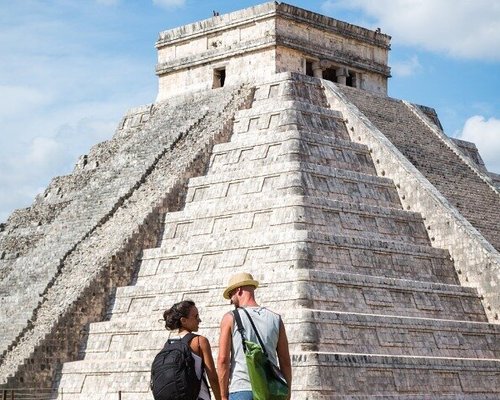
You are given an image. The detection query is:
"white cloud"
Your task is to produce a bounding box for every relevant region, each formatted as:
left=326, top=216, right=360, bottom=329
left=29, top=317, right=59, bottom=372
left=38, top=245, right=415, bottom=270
left=457, top=116, right=500, bottom=173
left=152, top=0, right=186, bottom=9
left=26, top=137, right=64, bottom=167
left=322, top=0, right=500, bottom=60
left=390, top=55, right=422, bottom=77
left=0, top=85, right=53, bottom=118
left=0, top=2, right=156, bottom=222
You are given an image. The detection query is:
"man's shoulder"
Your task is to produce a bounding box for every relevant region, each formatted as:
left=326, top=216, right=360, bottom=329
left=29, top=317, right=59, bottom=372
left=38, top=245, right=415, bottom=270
left=247, top=306, right=281, bottom=319
left=222, top=311, right=234, bottom=320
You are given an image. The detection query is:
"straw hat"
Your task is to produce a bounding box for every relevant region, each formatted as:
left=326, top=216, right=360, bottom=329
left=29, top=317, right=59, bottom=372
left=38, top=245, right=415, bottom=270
left=223, top=272, right=259, bottom=299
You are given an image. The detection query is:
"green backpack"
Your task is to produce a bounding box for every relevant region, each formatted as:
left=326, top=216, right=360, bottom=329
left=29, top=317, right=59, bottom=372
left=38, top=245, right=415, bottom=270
left=233, top=308, right=289, bottom=400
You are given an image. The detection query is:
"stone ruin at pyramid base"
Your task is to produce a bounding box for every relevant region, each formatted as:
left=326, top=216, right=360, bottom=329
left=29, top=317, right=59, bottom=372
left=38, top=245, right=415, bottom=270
left=1, top=2, right=499, bottom=399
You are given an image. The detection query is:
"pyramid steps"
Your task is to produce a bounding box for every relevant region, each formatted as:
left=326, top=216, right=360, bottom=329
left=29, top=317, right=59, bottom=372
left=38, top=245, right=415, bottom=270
left=79, top=309, right=317, bottom=360
left=81, top=308, right=499, bottom=361
left=339, top=84, right=500, bottom=252
left=295, top=352, right=500, bottom=397
left=232, top=97, right=341, bottom=118
left=57, top=359, right=151, bottom=396
left=110, top=270, right=486, bottom=322
left=185, top=162, right=401, bottom=208
left=162, top=196, right=429, bottom=245
left=138, top=247, right=455, bottom=288
left=248, top=78, right=330, bottom=108
left=208, top=130, right=375, bottom=174
left=299, top=310, right=499, bottom=359
left=56, top=353, right=500, bottom=397
left=231, top=100, right=349, bottom=139
left=137, top=230, right=457, bottom=285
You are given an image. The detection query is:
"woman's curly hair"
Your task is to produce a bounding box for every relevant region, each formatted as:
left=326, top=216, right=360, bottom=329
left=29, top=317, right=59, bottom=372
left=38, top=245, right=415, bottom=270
left=163, top=300, right=195, bottom=330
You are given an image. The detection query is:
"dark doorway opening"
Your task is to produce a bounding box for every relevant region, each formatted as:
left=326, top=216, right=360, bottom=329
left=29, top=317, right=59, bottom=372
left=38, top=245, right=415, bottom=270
left=213, top=67, right=226, bottom=88
left=346, top=71, right=356, bottom=87
left=306, top=61, right=314, bottom=77
left=323, top=67, right=337, bottom=83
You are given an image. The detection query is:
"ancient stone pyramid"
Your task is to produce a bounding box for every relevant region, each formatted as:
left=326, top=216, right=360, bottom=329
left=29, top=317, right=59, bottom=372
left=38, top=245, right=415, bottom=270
left=1, top=2, right=499, bottom=399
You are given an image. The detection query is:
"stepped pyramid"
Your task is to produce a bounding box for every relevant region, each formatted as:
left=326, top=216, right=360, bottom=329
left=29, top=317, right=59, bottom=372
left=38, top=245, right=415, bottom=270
left=1, top=2, right=499, bottom=398
left=56, top=72, right=500, bottom=398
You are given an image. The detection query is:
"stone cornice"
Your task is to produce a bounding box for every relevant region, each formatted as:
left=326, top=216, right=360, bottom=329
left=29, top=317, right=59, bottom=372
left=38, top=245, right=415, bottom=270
left=156, top=2, right=277, bottom=49
left=156, top=34, right=390, bottom=77
left=276, top=3, right=391, bottom=50
left=156, top=2, right=390, bottom=51
left=155, top=36, right=277, bottom=76
left=276, top=35, right=391, bottom=77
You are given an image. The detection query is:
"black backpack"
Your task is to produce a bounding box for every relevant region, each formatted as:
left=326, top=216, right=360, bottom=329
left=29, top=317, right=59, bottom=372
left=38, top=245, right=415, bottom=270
left=151, top=333, right=203, bottom=400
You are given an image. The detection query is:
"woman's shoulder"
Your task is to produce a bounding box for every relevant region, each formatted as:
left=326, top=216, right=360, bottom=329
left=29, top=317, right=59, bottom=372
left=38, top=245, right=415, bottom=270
left=196, top=334, right=212, bottom=348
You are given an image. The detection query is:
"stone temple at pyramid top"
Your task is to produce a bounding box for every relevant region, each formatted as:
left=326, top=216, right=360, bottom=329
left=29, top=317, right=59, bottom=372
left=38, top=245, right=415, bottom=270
left=155, top=1, right=391, bottom=101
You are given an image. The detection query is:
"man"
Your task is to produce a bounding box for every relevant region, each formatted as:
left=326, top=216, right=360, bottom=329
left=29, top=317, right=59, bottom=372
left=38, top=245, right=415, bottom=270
left=217, top=272, right=292, bottom=400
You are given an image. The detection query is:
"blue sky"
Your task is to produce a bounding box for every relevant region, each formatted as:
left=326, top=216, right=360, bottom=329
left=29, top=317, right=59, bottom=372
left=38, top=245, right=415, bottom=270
left=0, top=0, right=499, bottom=222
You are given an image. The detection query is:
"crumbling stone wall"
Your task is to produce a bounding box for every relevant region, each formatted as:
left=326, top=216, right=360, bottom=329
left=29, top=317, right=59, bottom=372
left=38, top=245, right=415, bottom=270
left=0, top=84, right=254, bottom=388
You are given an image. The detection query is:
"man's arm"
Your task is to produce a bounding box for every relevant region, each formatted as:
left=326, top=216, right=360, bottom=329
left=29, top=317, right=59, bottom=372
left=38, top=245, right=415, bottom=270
left=276, top=318, right=292, bottom=398
left=217, top=312, right=233, bottom=400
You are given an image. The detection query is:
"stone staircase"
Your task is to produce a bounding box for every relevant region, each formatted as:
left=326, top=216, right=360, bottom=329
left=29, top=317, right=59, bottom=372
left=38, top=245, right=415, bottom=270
left=0, top=85, right=253, bottom=388
left=338, top=85, right=500, bottom=252
left=55, top=73, right=499, bottom=399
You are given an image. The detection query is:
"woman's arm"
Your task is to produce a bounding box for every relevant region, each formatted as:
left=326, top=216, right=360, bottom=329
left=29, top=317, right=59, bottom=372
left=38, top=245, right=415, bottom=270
left=199, top=335, right=222, bottom=400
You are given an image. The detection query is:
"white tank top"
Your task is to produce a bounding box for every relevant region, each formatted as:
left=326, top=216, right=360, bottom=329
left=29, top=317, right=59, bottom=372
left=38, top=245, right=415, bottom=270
left=192, top=351, right=211, bottom=400
left=229, top=307, right=281, bottom=393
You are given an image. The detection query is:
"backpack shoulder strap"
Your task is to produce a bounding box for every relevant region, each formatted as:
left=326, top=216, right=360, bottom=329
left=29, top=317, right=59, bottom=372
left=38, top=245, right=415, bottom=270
left=183, top=333, right=208, bottom=390
left=232, top=308, right=247, bottom=353
left=181, top=332, right=198, bottom=345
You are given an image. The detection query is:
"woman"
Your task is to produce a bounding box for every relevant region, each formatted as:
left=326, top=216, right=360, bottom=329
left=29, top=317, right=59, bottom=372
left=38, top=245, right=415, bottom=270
left=163, top=300, right=221, bottom=400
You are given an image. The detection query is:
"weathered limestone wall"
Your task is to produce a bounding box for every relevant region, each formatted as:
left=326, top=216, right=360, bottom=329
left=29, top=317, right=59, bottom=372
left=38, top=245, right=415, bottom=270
left=0, top=85, right=254, bottom=388
left=324, top=81, right=500, bottom=323
left=276, top=47, right=304, bottom=75
left=158, top=48, right=276, bottom=100
left=156, top=3, right=277, bottom=100
left=155, top=2, right=390, bottom=100
left=274, top=4, right=390, bottom=94
left=450, top=137, right=488, bottom=171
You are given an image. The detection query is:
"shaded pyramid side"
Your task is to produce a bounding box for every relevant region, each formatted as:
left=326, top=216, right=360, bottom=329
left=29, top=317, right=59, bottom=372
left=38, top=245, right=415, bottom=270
left=0, top=85, right=254, bottom=388
left=338, top=84, right=500, bottom=252
left=55, top=73, right=499, bottom=399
